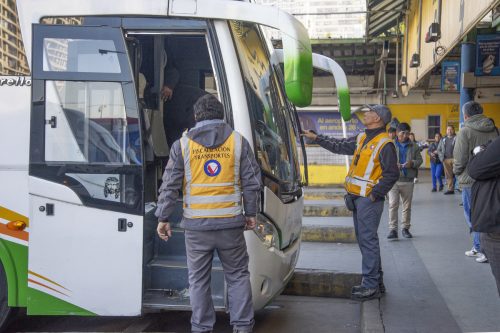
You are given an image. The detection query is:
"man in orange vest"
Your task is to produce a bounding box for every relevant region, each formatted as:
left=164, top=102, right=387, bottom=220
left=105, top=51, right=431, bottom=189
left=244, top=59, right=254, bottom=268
left=156, top=94, right=262, bottom=333
left=302, top=104, right=399, bottom=301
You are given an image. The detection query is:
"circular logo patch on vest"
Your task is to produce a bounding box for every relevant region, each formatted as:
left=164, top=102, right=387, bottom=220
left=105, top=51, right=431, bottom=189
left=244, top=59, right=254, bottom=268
left=204, top=160, right=221, bottom=177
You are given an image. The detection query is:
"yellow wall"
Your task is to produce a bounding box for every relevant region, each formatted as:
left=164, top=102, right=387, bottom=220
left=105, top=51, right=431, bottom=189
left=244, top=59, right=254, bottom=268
left=389, top=103, right=500, bottom=136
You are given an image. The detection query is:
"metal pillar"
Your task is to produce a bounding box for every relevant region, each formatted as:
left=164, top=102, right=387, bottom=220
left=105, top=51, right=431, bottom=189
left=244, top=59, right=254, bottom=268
left=460, top=42, right=475, bottom=127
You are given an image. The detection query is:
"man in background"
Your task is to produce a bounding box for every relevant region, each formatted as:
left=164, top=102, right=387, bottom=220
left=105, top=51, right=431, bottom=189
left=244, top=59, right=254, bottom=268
left=387, top=123, right=423, bottom=239
left=437, top=125, right=456, bottom=195
left=454, top=101, right=498, bottom=264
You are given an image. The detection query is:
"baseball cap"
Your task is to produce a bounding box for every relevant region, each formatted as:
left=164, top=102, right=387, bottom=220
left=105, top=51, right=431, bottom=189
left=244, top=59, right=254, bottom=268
left=352, top=104, right=392, bottom=125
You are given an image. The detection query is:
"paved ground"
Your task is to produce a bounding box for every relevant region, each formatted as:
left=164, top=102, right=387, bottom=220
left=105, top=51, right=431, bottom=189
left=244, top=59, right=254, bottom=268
left=378, top=173, right=500, bottom=332
left=6, top=296, right=360, bottom=333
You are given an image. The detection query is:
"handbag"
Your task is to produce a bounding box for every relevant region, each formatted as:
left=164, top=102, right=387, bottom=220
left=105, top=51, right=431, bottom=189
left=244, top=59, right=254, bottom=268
left=471, top=176, right=500, bottom=233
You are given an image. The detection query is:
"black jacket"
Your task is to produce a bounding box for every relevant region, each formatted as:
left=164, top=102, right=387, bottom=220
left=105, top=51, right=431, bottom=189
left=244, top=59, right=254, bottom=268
left=468, top=136, right=500, bottom=233
left=314, top=127, right=399, bottom=200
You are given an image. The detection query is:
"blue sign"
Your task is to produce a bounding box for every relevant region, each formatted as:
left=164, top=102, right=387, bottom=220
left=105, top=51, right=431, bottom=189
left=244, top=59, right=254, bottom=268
left=441, top=61, right=460, bottom=91
left=298, top=111, right=365, bottom=139
left=475, top=34, right=500, bottom=76
left=204, top=160, right=221, bottom=177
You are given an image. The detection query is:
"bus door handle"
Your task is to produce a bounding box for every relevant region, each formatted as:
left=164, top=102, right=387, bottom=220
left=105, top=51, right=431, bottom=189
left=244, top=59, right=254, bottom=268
left=118, top=218, right=133, bottom=232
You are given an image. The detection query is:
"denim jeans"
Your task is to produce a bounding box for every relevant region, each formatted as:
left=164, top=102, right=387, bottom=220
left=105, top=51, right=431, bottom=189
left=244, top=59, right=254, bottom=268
left=462, top=187, right=481, bottom=251
left=430, top=162, right=443, bottom=189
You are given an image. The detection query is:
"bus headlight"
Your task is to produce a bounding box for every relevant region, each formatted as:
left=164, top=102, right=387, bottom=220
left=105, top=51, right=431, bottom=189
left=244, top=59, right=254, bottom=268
left=253, top=215, right=280, bottom=249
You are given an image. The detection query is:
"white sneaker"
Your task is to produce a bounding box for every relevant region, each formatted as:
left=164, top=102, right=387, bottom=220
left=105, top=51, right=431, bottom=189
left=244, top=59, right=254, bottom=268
left=465, top=248, right=479, bottom=257
left=476, top=253, right=488, bottom=263
left=414, top=178, right=419, bottom=184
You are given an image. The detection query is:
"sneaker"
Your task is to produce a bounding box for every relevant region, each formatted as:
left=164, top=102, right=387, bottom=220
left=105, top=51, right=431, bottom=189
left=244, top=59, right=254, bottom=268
left=402, top=228, right=413, bottom=238
left=431, top=188, right=437, bottom=192
left=351, top=286, right=380, bottom=301
left=352, top=282, right=386, bottom=294
left=465, top=248, right=479, bottom=257
left=476, top=253, right=488, bottom=263
left=444, top=190, right=454, bottom=195
left=414, top=178, right=418, bottom=184
left=439, top=185, right=444, bottom=191
left=387, top=229, right=398, bottom=240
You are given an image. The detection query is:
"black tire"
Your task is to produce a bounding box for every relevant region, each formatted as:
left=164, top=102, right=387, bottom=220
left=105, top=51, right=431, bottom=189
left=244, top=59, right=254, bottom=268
left=0, top=262, right=13, bottom=331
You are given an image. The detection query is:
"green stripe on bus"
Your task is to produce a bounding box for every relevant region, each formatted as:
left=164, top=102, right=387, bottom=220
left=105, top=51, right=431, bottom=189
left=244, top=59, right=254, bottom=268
left=0, top=239, right=28, bottom=307
left=338, top=88, right=351, bottom=121
left=284, top=51, right=313, bottom=107
left=27, top=288, right=95, bottom=316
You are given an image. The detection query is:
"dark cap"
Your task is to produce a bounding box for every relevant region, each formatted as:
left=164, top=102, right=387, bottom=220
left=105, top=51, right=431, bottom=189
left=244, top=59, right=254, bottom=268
left=362, top=104, right=392, bottom=125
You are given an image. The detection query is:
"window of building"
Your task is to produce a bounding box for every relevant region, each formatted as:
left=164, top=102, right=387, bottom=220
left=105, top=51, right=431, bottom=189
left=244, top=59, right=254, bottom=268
left=428, top=115, right=441, bottom=139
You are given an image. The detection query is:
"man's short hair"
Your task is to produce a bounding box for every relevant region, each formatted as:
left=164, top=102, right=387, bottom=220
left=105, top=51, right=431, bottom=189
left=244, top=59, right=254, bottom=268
left=447, top=125, right=455, bottom=130
left=462, top=101, right=483, bottom=117
left=397, top=122, right=411, bottom=132
left=194, top=94, right=224, bottom=122
left=388, top=127, right=396, bottom=134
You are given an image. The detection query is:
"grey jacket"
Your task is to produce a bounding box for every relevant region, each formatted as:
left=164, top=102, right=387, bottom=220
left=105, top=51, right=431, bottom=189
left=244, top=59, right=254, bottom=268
left=436, top=135, right=456, bottom=162
left=453, top=114, right=498, bottom=187
left=155, top=119, right=262, bottom=230
left=394, top=140, right=423, bottom=181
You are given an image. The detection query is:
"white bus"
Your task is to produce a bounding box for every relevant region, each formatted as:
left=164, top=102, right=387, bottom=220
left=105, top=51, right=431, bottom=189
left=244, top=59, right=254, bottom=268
left=0, top=0, right=350, bottom=327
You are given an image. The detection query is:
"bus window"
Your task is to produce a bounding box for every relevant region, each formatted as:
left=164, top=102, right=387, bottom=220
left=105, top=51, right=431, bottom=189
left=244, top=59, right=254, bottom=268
left=229, top=21, right=297, bottom=194
left=43, top=38, right=122, bottom=73
left=44, top=81, right=140, bottom=165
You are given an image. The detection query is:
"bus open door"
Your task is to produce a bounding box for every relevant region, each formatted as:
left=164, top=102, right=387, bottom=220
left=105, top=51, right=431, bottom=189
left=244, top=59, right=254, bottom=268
left=27, top=23, right=143, bottom=316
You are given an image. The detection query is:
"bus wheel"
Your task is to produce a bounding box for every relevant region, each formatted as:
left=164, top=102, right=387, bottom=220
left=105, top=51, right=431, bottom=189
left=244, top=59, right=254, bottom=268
left=0, top=262, right=13, bottom=331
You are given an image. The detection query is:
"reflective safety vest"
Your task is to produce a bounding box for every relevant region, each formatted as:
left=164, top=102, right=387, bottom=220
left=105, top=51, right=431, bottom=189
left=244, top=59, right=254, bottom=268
left=345, top=132, right=393, bottom=197
left=180, top=131, right=243, bottom=219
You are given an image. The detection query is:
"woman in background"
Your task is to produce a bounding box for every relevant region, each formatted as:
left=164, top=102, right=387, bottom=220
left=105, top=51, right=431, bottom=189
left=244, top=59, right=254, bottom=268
left=428, top=132, right=444, bottom=192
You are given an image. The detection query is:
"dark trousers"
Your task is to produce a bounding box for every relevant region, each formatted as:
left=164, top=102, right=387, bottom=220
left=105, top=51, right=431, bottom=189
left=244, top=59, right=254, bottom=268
left=481, top=232, right=500, bottom=296
left=353, top=196, right=384, bottom=289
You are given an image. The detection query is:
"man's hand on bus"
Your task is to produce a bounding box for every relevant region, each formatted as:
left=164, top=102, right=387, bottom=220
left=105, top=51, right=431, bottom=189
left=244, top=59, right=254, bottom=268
left=161, top=85, right=174, bottom=101
left=301, top=129, right=318, bottom=141
left=157, top=221, right=172, bottom=241
left=245, top=216, right=256, bottom=230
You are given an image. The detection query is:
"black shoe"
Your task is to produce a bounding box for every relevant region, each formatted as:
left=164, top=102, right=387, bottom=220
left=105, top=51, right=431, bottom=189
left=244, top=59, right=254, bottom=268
left=431, top=188, right=437, bottom=192
left=402, top=228, right=413, bottom=238
left=387, top=229, right=398, bottom=240
left=444, top=190, right=454, bottom=195
left=439, top=185, right=444, bottom=191
left=351, top=286, right=380, bottom=301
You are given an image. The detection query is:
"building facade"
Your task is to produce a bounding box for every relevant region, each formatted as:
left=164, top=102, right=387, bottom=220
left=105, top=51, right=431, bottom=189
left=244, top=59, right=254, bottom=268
left=0, top=0, right=29, bottom=75
left=257, top=0, right=366, bottom=39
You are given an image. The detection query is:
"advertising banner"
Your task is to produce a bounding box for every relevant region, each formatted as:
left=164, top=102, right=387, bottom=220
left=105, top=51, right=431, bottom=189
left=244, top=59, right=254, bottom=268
left=441, top=61, right=460, bottom=91
left=297, top=111, right=365, bottom=139
left=475, top=34, right=500, bottom=76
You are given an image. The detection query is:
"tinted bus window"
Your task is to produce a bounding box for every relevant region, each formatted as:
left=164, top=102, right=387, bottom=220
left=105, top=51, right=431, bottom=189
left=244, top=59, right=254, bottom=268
left=229, top=21, right=297, bottom=192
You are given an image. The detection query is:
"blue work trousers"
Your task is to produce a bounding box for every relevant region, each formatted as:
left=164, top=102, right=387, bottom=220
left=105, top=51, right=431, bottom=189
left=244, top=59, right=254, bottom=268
left=462, top=187, right=481, bottom=251
left=430, top=162, right=443, bottom=190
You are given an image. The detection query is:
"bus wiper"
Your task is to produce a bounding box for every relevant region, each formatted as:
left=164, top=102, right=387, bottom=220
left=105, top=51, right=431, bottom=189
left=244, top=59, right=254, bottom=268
left=98, top=49, right=125, bottom=55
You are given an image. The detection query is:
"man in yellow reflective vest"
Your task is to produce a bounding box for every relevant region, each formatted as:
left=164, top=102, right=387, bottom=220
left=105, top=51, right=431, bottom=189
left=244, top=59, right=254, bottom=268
left=155, top=94, right=262, bottom=333
left=302, top=104, right=399, bottom=301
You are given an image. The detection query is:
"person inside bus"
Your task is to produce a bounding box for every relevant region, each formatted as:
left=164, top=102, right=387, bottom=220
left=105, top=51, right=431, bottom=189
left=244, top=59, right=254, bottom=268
left=161, top=52, right=208, bottom=147
left=155, top=94, right=262, bottom=333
